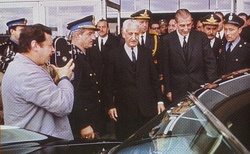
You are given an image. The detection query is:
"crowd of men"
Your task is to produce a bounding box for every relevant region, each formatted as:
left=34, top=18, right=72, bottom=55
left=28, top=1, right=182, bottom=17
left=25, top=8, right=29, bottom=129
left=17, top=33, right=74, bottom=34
left=0, top=8, right=249, bottom=141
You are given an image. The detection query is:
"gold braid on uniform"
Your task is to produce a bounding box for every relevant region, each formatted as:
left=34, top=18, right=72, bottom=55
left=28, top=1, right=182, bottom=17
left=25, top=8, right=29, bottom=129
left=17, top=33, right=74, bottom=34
left=152, top=33, right=158, bottom=64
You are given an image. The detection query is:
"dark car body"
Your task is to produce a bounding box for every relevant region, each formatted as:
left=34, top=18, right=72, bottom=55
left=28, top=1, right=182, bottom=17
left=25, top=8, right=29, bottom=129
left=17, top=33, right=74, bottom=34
left=1, top=125, right=121, bottom=154
left=108, top=69, right=250, bottom=154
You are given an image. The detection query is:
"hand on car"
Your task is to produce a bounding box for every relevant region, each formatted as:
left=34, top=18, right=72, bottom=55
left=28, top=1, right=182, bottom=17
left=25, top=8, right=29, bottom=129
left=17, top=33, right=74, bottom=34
left=166, top=92, right=172, bottom=102
left=158, top=104, right=165, bottom=114
left=108, top=108, right=118, bottom=121
left=80, top=125, right=95, bottom=140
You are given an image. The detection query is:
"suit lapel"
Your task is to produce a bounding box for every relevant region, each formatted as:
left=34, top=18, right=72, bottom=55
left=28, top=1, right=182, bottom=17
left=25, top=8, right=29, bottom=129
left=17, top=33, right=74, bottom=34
left=186, top=30, right=196, bottom=61
left=136, top=46, right=144, bottom=77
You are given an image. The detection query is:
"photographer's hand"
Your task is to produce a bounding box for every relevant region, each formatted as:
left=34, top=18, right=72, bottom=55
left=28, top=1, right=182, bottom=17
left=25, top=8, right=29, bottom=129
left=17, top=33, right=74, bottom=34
left=50, top=59, right=75, bottom=83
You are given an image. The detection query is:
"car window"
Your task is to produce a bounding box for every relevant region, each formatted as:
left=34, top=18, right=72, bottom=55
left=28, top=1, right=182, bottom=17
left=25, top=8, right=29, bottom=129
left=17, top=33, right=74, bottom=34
left=111, top=97, right=241, bottom=154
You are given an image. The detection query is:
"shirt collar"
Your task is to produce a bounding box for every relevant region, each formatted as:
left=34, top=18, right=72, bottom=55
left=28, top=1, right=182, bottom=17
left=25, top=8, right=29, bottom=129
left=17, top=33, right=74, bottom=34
left=227, top=37, right=241, bottom=50
left=98, top=35, right=108, bottom=44
left=176, top=30, right=189, bottom=46
left=210, top=38, right=215, bottom=47
left=10, top=38, right=19, bottom=45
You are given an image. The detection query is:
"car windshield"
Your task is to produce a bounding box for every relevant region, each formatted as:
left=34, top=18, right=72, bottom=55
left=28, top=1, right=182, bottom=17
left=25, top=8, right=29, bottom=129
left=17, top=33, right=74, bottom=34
left=111, top=96, right=246, bottom=154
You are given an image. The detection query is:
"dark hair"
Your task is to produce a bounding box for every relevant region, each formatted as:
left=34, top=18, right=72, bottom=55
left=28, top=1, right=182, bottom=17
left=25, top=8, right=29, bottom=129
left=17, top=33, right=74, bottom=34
left=238, top=12, right=248, bottom=18
left=97, top=19, right=109, bottom=28
left=19, top=24, right=52, bottom=53
left=8, top=26, right=16, bottom=34
left=215, top=12, right=224, bottom=20
left=149, top=21, right=160, bottom=28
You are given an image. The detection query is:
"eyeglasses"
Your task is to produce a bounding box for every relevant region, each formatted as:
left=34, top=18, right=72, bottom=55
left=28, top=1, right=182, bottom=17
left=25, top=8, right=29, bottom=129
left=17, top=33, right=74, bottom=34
left=151, top=27, right=160, bottom=30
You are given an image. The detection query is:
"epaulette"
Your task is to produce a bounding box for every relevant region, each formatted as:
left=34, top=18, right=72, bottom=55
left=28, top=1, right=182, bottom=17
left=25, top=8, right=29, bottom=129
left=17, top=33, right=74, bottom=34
left=0, top=41, right=12, bottom=46
left=0, top=42, right=8, bottom=46
left=149, top=30, right=158, bottom=35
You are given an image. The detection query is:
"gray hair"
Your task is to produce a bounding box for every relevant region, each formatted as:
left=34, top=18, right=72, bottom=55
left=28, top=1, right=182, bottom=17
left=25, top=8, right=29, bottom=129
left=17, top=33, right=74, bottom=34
left=122, top=19, right=140, bottom=33
left=67, top=28, right=86, bottom=41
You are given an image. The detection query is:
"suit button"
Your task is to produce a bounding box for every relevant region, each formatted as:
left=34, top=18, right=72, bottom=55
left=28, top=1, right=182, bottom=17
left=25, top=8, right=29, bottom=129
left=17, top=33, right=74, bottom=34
left=96, top=81, right=99, bottom=84
left=94, top=73, right=96, bottom=76
left=90, top=73, right=92, bottom=76
left=84, top=108, right=88, bottom=111
left=99, top=100, right=101, bottom=102
left=98, top=91, right=101, bottom=94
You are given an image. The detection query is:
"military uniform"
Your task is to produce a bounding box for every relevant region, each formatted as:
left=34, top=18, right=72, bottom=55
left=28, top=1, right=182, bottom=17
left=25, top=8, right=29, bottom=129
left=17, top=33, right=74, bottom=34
left=66, top=15, right=102, bottom=139
left=0, top=39, right=19, bottom=73
left=69, top=45, right=101, bottom=139
left=218, top=39, right=250, bottom=75
left=200, top=13, right=223, bottom=73
left=131, top=9, right=162, bottom=75
left=218, top=13, right=250, bottom=75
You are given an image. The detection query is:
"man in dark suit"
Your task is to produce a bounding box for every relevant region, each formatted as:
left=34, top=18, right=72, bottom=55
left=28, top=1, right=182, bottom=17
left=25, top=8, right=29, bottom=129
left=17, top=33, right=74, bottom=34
left=67, top=15, right=101, bottom=140
left=218, top=13, right=250, bottom=76
left=162, top=9, right=218, bottom=102
left=106, top=19, right=165, bottom=141
left=87, top=19, right=120, bottom=138
left=201, top=13, right=223, bottom=65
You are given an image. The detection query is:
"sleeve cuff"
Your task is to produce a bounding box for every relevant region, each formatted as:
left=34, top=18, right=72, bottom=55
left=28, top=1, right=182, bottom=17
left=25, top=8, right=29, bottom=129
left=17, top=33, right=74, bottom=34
left=58, top=76, right=70, bottom=83
left=158, top=101, right=164, bottom=105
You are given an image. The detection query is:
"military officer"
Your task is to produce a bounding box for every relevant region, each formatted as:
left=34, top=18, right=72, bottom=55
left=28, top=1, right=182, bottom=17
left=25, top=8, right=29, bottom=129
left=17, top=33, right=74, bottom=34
left=158, top=19, right=168, bottom=37
left=0, top=18, right=27, bottom=73
left=201, top=13, right=222, bottom=65
left=218, top=13, right=250, bottom=76
left=66, top=15, right=101, bottom=140
left=130, top=9, right=162, bottom=77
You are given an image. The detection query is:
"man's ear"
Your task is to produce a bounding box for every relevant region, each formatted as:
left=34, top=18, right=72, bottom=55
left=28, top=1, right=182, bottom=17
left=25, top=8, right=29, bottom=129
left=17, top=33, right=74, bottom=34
left=31, top=40, right=39, bottom=51
left=122, top=30, right=125, bottom=39
left=9, top=29, right=15, bottom=35
left=238, top=27, right=242, bottom=34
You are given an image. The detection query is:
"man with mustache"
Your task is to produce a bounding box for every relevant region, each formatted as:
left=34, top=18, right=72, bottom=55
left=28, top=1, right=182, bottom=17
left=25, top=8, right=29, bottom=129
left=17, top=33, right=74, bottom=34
left=201, top=13, right=222, bottom=65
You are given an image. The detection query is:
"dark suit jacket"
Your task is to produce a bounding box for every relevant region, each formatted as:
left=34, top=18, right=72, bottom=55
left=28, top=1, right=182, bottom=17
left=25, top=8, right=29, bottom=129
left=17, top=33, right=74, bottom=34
left=162, top=29, right=218, bottom=101
left=241, top=25, right=250, bottom=43
left=0, top=38, right=19, bottom=73
left=105, top=45, right=162, bottom=118
left=218, top=39, right=250, bottom=76
left=120, top=32, right=162, bottom=74
left=69, top=49, right=100, bottom=138
left=144, top=32, right=162, bottom=74
left=87, top=34, right=120, bottom=84
left=212, top=37, right=222, bottom=61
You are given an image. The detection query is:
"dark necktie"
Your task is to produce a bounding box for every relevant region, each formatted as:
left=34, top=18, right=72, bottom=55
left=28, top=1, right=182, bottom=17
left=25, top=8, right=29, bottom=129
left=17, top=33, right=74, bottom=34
left=218, top=32, right=221, bottom=39
left=100, top=39, right=104, bottom=51
left=131, top=48, right=136, bottom=63
left=183, top=36, right=188, bottom=59
left=226, top=42, right=232, bottom=53
left=183, top=36, right=187, bottom=50
left=141, top=35, right=145, bottom=46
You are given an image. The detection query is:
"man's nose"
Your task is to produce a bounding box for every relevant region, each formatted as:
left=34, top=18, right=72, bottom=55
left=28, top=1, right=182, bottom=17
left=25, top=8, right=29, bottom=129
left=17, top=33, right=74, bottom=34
left=51, top=46, right=55, bottom=54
